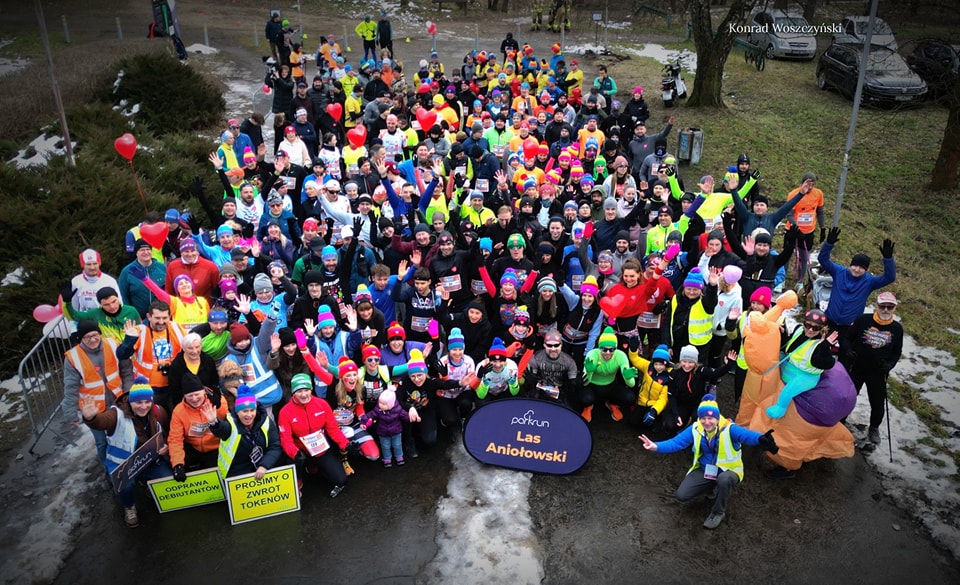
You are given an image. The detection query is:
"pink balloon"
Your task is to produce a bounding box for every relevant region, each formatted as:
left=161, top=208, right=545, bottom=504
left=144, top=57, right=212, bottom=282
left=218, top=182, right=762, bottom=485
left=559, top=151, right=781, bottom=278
left=262, top=83, right=272, bottom=94
left=113, top=133, right=137, bottom=161
left=416, top=108, right=437, bottom=130
left=33, top=304, right=62, bottom=323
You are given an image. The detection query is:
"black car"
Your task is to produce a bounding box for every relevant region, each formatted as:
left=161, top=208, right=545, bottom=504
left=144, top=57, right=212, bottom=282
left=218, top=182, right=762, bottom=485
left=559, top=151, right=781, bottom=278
left=816, top=43, right=928, bottom=106
left=905, top=40, right=959, bottom=97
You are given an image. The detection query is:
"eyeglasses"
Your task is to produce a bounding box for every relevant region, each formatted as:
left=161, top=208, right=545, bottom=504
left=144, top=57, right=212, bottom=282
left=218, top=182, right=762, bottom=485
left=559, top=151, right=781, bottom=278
left=544, top=343, right=562, bottom=348
left=82, top=332, right=101, bottom=340
left=878, top=304, right=896, bottom=310
left=365, top=356, right=380, bottom=362
left=229, top=125, right=240, bottom=129
left=600, top=348, right=615, bottom=353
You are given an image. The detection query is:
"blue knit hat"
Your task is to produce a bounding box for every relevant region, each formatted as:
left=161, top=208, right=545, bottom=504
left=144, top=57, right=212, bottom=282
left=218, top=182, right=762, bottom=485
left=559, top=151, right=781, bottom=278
left=127, top=376, right=154, bottom=403
left=448, top=327, right=465, bottom=350
left=322, top=245, right=338, bottom=261
left=683, top=267, right=705, bottom=290
left=235, top=385, right=257, bottom=411
left=652, top=344, right=670, bottom=363
left=697, top=394, right=720, bottom=419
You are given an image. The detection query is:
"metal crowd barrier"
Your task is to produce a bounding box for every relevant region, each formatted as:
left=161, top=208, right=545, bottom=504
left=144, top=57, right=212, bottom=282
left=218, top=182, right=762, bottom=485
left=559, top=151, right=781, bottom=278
left=17, top=316, right=75, bottom=453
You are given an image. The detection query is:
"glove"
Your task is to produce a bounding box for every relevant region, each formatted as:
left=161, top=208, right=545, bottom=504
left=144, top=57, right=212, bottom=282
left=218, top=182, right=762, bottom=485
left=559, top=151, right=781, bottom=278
left=187, top=213, right=201, bottom=234
left=628, top=335, right=640, bottom=353
left=454, top=174, right=467, bottom=189
left=819, top=227, right=826, bottom=244
left=172, top=464, right=187, bottom=482
left=663, top=165, right=675, bottom=178
left=192, top=175, right=205, bottom=197
left=582, top=221, right=594, bottom=241
left=751, top=169, right=761, bottom=181
left=128, top=263, right=148, bottom=281
left=622, top=367, right=638, bottom=380
left=294, top=328, right=308, bottom=349
left=58, top=280, right=77, bottom=302
left=643, top=409, right=656, bottom=426
left=325, top=217, right=335, bottom=230
left=584, top=358, right=598, bottom=374
left=241, top=222, right=255, bottom=239
left=879, top=238, right=895, bottom=259
left=758, top=429, right=779, bottom=454
left=346, top=440, right=362, bottom=457
left=652, top=299, right=669, bottom=315
left=663, top=243, right=680, bottom=262
left=352, top=216, right=363, bottom=236
left=826, top=227, right=841, bottom=245
left=477, top=363, right=494, bottom=379
left=785, top=224, right=800, bottom=244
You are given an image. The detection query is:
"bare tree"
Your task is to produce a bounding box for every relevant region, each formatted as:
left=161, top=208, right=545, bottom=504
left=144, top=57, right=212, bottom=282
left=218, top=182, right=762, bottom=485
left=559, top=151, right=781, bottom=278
left=930, top=77, right=960, bottom=190
left=686, top=0, right=759, bottom=108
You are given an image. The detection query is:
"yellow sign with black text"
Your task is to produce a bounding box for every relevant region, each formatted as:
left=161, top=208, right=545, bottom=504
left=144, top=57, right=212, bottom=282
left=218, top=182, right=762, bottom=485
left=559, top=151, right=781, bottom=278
left=148, top=468, right=225, bottom=512
left=224, top=465, right=300, bottom=525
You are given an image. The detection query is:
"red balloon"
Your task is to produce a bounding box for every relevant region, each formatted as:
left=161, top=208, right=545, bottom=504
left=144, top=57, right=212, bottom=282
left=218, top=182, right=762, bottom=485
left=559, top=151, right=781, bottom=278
left=522, top=137, right=539, bottom=160
left=416, top=108, right=437, bottom=131
left=346, top=125, right=367, bottom=149
left=140, top=222, right=169, bottom=250
left=113, top=133, right=137, bottom=161
left=599, top=294, right=625, bottom=319
left=426, top=21, right=437, bottom=35
left=325, top=103, right=343, bottom=121
left=32, top=304, right=62, bottom=323
left=261, top=83, right=272, bottom=94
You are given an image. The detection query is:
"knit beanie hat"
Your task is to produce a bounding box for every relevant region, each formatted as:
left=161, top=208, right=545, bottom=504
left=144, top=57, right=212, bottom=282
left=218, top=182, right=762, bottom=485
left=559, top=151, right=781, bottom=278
left=278, top=327, right=297, bottom=347
left=697, top=393, right=720, bottom=419
left=754, top=232, right=773, bottom=245
left=500, top=269, right=518, bottom=288
left=488, top=337, right=508, bottom=359
left=229, top=322, right=250, bottom=345
left=387, top=321, right=406, bottom=340
left=666, top=230, right=683, bottom=244
left=378, top=388, right=397, bottom=410
left=598, top=326, right=617, bottom=349
left=322, top=245, right=338, bottom=261
left=683, top=268, right=705, bottom=290
left=580, top=275, right=599, bottom=298
left=338, top=356, right=358, bottom=379
left=291, top=373, right=313, bottom=392
left=96, top=287, right=119, bottom=302
left=253, top=273, right=273, bottom=294
left=651, top=344, right=671, bottom=364
left=354, top=283, right=373, bottom=305
left=479, top=237, right=493, bottom=252
left=303, top=269, right=323, bottom=286
left=722, top=265, right=742, bottom=285
left=219, top=279, right=238, bottom=297
left=678, top=344, right=699, bottom=363
left=181, top=373, right=205, bottom=396
left=851, top=253, right=871, bottom=269
left=362, top=344, right=381, bottom=362
left=76, top=320, right=101, bottom=339
left=513, top=305, right=531, bottom=325
left=448, top=327, right=465, bottom=350
left=208, top=308, right=228, bottom=323
left=407, top=349, right=428, bottom=375
left=235, top=385, right=257, bottom=411
left=179, top=238, right=197, bottom=252
left=317, top=305, right=337, bottom=329
left=507, top=233, right=525, bottom=249
left=750, top=286, right=772, bottom=309
left=603, top=197, right=618, bottom=210
left=537, top=276, right=557, bottom=293
left=127, top=376, right=154, bottom=403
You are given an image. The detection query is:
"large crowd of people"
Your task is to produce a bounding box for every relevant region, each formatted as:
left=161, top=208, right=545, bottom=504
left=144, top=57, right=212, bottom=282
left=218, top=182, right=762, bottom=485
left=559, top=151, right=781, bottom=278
left=57, top=9, right=902, bottom=531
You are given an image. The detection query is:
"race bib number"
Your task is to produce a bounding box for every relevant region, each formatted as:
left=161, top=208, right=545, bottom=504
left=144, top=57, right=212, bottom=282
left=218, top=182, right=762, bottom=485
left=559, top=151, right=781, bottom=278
left=471, top=279, right=488, bottom=296
left=797, top=212, right=814, bottom=227
left=440, top=274, right=462, bottom=292
left=637, top=312, right=660, bottom=327
left=411, top=120, right=421, bottom=131
left=281, top=176, right=296, bottom=190
left=189, top=421, right=210, bottom=438
left=571, top=274, right=583, bottom=291
left=410, top=315, right=431, bottom=332
left=348, top=164, right=359, bottom=175
left=240, top=363, right=256, bottom=383
left=455, top=165, right=466, bottom=177
left=153, top=339, right=172, bottom=362
left=704, top=463, right=719, bottom=480
left=538, top=384, right=560, bottom=400
left=300, top=429, right=330, bottom=457
left=475, top=179, right=489, bottom=192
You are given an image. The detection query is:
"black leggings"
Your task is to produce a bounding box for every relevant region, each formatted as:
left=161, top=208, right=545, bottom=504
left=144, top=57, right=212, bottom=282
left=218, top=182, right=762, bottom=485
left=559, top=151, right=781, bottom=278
left=299, top=448, right=347, bottom=488
left=436, top=393, right=475, bottom=428
left=580, top=381, right=635, bottom=409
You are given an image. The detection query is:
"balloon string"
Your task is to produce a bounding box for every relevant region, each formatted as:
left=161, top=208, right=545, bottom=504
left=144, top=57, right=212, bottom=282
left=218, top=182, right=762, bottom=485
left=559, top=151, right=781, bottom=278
left=128, top=159, right=148, bottom=214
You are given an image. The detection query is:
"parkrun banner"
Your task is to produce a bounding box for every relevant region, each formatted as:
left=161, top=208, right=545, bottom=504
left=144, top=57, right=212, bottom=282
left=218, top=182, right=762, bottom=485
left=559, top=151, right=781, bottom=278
left=148, top=468, right=225, bottom=512
left=463, top=398, right=592, bottom=474
left=223, top=465, right=300, bottom=525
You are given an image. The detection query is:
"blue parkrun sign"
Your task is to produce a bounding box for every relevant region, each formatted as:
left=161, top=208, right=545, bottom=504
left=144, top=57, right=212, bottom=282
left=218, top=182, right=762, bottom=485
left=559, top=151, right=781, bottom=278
left=462, top=398, right=593, bottom=474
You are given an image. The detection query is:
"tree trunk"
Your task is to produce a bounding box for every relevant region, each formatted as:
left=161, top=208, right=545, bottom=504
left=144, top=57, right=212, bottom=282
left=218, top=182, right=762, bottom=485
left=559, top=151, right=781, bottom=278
left=499, top=0, right=510, bottom=13
left=686, top=0, right=759, bottom=108
left=930, top=79, right=960, bottom=190
left=802, top=0, right=818, bottom=21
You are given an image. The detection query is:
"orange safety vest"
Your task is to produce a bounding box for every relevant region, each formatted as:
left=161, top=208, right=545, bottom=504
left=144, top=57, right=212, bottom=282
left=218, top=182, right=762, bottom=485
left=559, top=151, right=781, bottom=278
left=133, top=323, right=185, bottom=386
left=65, top=338, right=123, bottom=413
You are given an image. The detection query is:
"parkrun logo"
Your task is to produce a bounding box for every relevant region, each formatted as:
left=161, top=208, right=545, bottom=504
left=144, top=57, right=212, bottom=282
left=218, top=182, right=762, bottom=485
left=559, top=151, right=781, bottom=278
left=511, top=409, right=550, bottom=428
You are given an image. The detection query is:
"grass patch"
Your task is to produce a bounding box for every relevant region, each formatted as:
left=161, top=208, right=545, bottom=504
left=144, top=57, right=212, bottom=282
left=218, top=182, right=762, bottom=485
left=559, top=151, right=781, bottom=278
left=888, top=378, right=950, bottom=437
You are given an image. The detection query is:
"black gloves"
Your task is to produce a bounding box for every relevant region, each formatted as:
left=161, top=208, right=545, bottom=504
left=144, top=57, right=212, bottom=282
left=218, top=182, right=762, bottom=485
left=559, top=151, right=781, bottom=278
left=477, top=363, right=494, bottom=379
left=187, top=213, right=201, bottom=234
left=819, top=227, right=826, bottom=244
left=325, top=217, right=336, bottom=231
left=751, top=169, right=761, bottom=180
left=58, top=281, right=76, bottom=302
left=879, top=238, right=895, bottom=259
left=352, top=216, right=364, bottom=237
left=652, top=299, right=670, bottom=315
left=663, top=165, right=675, bottom=178
left=785, top=224, right=800, bottom=244
left=826, top=227, right=841, bottom=245
left=241, top=222, right=255, bottom=240
left=758, top=429, right=779, bottom=454
left=192, top=176, right=205, bottom=197
left=172, top=464, right=187, bottom=482
left=628, top=335, right=640, bottom=353
left=454, top=174, right=467, bottom=189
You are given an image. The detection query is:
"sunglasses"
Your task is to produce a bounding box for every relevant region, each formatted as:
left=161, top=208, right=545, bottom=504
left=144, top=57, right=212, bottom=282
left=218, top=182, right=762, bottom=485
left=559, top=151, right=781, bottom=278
left=544, top=343, right=562, bottom=348
left=878, top=304, right=896, bottom=310
left=803, top=323, right=823, bottom=331
left=229, top=125, right=240, bottom=129
left=365, top=356, right=380, bottom=362
left=600, top=348, right=615, bottom=353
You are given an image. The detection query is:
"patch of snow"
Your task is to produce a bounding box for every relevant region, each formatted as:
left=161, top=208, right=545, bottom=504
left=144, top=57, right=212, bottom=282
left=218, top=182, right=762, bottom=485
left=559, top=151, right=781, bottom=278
left=121, top=103, right=141, bottom=117
left=185, top=43, right=219, bottom=55
left=0, top=39, right=30, bottom=78
left=421, top=441, right=543, bottom=585
left=112, top=69, right=125, bottom=93
left=7, top=133, right=76, bottom=169
left=2, top=267, right=24, bottom=286
left=617, top=44, right=698, bottom=73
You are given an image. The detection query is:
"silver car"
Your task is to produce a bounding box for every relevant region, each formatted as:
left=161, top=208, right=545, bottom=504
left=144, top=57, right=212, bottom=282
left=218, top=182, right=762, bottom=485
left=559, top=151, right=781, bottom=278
left=747, top=9, right=818, bottom=61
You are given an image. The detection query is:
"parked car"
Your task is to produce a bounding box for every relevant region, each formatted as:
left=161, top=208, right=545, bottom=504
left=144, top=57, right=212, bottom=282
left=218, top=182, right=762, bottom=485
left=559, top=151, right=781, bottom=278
left=833, top=16, right=898, bottom=50
left=816, top=43, right=927, bottom=106
left=747, top=9, right=817, bottom=61
left=905, top=40, right=959, bottom=97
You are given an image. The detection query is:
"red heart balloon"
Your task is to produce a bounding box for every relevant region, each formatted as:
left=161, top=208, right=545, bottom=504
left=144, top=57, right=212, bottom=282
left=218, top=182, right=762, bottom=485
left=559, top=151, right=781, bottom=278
left=325, top=103, right=343, bottom=121
left=522, top=137, right=539, bottom=160
left=261, top=83, right=272, bottom=94
left=599, top=294, right=624, bottom=319
left=113, top=133, right=137, bottom=161
left=416, top=108, right=437, bottom=131
left=346, top=125, right=367, bottom=149
left=426, top=21, right=437, bottom=35
left=140, top=222, right=169, bottom=250
left=32, top=304, right=62, bottom=323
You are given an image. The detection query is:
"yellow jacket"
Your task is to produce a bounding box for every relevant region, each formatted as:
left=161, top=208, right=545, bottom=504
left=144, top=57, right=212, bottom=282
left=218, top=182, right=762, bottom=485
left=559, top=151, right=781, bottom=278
left=627, top=351, right=669, bottom=414
left=355, top=20, right=377, bottom=41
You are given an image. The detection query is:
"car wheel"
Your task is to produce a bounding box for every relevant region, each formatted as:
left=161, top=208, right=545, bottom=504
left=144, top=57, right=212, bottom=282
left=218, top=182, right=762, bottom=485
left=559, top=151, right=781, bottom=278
left=765, top=44, right=777, bottom=60
left=816, top=69, right=827, bottom=90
